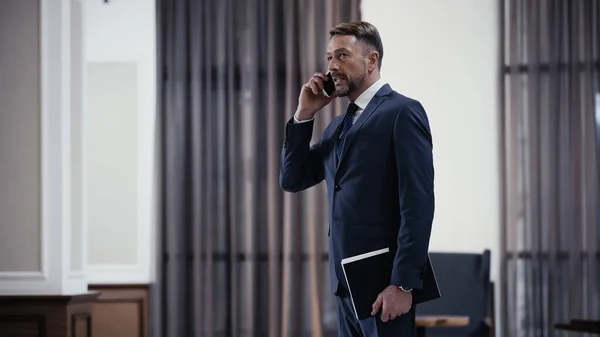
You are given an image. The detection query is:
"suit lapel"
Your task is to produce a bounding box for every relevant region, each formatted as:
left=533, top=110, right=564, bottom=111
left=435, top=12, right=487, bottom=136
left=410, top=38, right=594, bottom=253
left=335, top=84, right=392, bottom=172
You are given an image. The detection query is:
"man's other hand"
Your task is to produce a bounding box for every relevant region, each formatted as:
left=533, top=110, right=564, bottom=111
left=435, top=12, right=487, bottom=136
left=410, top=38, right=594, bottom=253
left=371, top=285, right=412, bottom=322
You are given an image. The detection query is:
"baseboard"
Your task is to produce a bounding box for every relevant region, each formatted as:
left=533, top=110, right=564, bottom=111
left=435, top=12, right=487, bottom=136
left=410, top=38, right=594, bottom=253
left=86, top=265, right=151, bottom=284
left=0, top=271, right=90, bottom=295
left=0, top=271, right=45, bottom=280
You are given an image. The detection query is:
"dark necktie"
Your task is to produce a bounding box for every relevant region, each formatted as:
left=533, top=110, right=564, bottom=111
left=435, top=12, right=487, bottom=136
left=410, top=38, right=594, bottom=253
left=336, top=103, right=359, bottom=161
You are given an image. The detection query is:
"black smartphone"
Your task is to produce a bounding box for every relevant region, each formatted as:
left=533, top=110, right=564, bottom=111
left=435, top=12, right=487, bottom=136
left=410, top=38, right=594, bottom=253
left=324, top=72, right=336, bottom=97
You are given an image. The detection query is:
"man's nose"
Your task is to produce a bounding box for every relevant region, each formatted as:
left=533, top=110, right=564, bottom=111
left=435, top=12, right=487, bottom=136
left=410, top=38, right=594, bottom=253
left=328, top=60, right=339, bottom=73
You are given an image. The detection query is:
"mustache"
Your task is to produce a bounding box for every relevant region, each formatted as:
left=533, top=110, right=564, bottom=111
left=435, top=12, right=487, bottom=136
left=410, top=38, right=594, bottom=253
left=330, top=72, right=346, bottom=79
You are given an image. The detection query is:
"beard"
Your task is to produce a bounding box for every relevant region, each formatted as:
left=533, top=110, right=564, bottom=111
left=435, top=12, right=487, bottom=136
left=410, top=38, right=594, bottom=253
left=335, top=72, right=367, bottom=97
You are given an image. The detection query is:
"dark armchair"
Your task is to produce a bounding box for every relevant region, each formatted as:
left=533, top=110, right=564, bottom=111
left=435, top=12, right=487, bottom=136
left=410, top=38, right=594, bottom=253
left=416, top=250, right=494, bottom=337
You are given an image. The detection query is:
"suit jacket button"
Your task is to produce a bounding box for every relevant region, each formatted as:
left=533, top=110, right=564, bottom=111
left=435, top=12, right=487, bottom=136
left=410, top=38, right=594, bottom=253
left=334, top=185, right=341, bottom=191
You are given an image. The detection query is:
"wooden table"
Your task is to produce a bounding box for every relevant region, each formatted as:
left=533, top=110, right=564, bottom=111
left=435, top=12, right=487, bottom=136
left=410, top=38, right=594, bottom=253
left=416, top=315, right=470, bottom=337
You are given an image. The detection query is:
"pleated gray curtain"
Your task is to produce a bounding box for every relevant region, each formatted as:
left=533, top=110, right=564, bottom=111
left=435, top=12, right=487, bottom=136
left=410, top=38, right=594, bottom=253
left=155, top=1, right=361, bottom=336
left=501, top=0, right=600, bottom=336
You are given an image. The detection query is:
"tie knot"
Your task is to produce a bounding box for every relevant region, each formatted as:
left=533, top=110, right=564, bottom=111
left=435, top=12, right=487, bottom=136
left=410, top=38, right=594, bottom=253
left=346, top=103, right=359, bottom=117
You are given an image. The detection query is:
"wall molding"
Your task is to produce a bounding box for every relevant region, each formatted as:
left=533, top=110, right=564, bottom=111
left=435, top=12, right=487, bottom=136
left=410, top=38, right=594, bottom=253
left=81, top=0, right=157, bottom=287
left=38, top=0, right=54, bottom=292
left=40, top=0, right=88, bottom=295
left=86, top=264, right=149, bottom=284
left=0, top=0, right=71, bottom=294
left=83, top=61, right=153, bottom=285
left=0, top=0, right=88, bottom=295
left=0, top=272, right=48, bottom=295
left=0, top=272, right=45, bottom=281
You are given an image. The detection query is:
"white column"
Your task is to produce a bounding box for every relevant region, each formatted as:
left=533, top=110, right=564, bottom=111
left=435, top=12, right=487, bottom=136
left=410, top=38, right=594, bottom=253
left=0, top=0, right=87, bottom=295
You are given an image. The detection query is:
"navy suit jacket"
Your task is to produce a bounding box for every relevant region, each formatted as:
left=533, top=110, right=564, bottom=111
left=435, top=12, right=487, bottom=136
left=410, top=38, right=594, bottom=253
left=280, top=84, right=436, bottom=296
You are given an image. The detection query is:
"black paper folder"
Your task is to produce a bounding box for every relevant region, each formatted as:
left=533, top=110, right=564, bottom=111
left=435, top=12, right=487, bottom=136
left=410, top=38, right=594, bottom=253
left=341, top=247, right=441, bottom=320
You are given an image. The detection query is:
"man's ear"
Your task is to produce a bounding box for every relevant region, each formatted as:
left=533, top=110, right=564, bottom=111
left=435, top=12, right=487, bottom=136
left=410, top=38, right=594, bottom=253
left=368, top=51, right=379, bottom=71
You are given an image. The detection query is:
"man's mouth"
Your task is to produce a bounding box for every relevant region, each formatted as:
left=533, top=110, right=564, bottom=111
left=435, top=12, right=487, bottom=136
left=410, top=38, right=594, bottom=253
left=333, top=75, right=346, bottom=85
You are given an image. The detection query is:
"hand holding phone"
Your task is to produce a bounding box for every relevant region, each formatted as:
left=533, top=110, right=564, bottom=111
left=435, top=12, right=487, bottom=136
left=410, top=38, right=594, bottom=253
left=295, top=72, right=337, bottom=121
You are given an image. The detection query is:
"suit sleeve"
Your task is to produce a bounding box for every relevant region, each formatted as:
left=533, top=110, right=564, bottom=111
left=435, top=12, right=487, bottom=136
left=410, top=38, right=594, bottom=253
left=279, top=117, right=326, bottom=193
left=389, top=101, right=435, bottom=290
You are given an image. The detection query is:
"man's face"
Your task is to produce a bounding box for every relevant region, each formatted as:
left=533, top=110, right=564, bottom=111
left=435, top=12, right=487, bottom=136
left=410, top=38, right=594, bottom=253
left=326, top=35, right=370, bottom=97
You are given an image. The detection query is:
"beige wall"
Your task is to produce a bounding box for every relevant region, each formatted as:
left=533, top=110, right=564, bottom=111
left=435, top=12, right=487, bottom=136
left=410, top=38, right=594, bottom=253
left=362, top=0, right=501, bottom=278
left=0, top=0, right=41, bottom=273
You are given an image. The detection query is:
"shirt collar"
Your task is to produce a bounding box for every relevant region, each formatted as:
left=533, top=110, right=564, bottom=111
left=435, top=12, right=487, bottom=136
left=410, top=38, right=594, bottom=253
left=352, top=78, right=386, bottom=110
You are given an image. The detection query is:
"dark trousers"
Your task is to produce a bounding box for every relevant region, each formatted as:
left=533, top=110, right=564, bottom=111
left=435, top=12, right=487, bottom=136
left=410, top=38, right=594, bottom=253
left=335, top=292, right=417, bottom=337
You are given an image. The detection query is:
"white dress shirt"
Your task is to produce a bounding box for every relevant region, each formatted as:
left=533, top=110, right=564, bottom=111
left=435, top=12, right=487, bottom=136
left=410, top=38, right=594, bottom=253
left=294, top=78, right=387, bottom=124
